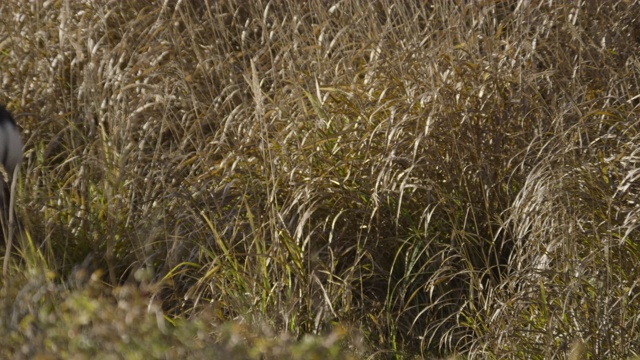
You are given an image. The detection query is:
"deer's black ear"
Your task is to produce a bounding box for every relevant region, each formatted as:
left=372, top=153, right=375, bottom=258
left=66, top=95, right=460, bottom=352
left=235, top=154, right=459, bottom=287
left=0, top=105, right=17, bottom=127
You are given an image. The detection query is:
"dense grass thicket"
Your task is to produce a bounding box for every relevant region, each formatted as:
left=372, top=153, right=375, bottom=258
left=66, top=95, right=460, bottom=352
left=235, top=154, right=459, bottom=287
left=1, top=0, right=640, bottom=358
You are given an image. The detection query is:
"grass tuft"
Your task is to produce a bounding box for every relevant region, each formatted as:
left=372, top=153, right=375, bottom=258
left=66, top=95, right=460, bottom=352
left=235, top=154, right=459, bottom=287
left=1, top=0, right=639, bottom=357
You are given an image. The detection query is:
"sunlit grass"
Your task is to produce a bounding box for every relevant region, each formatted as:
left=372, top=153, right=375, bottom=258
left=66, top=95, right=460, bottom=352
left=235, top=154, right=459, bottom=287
left=1, top=0, right=639, bottom=358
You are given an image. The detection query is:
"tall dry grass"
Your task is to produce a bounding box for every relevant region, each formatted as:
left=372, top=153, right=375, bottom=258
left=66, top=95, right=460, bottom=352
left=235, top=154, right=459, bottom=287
left=0, top=0, right=639, bottom=358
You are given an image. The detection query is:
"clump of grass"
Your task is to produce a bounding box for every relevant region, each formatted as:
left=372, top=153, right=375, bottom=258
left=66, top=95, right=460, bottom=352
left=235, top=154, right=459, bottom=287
left=0, top=0, right=639, bottom=358
left=0, top=263, right=363, bottom=359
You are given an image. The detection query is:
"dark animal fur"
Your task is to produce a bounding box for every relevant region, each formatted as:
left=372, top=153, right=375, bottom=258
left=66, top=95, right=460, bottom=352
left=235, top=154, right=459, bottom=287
left=0, top=105, right=23, bottom=243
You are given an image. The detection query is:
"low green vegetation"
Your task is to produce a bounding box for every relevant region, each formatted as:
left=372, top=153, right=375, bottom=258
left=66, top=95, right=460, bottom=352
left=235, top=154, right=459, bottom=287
left=1, top=0, right=639, bottom=358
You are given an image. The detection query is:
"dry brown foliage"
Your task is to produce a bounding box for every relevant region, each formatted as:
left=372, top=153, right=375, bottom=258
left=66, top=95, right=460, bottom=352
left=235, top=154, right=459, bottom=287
left=0, top=0, right=639, bottom=358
